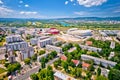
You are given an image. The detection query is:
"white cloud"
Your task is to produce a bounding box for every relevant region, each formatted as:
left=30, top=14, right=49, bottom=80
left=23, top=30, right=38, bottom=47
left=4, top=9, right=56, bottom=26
left=77, top=0, right=107, bottom=7
left=0, top=7, right=14, bottom=18
left=74, top=11, right=88, bottom=15
left=0, top=0, right=3, bottom=4
left=20, top=11, right=38, bottom=15
left=65, top=1, right=69, bottom=5
left=19, top=1, right=23, bottom=4
left=25, top=4, right=29, bottom=7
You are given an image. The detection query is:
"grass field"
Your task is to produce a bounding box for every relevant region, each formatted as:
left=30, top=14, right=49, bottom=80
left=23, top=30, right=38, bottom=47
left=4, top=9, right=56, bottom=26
left=0, top=59, right=6, bottom=64
left=0, top=68, right=6, bottom=74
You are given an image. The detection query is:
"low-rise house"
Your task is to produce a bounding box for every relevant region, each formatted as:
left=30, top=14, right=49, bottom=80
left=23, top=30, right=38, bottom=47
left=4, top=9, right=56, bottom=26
left=108, top=52, right=115, bottom=59
left=110, top=41, right=115, bottom=49
left=79, top=44, right=102, bottom=52
left=68, top=47, right=76, bottom=53
left=19, top=47, right=34, bottom=60
left=72, top=59, right=80, bottom=66
left=46, top=45, right=62, bottom=53
left=82, top=62, right=90, bottom=70
left=81, top=54, right=117, bottom=68
left=54, top=71, right=76, bottom=80
left=86, top=41, right=93, bottom=46
left=101, top=68, right=110, bottom=77
left=94, top=66, right=110, bottom=77
left=60, top=55, right=67, bottom=61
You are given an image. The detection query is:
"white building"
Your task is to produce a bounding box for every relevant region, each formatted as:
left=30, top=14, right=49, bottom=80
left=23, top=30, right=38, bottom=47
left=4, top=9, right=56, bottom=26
left=117, top=32, right=120, bottom=40
left=6, top=41, right=28, bottom=51
left=81, top=54, right=117, bottom=68
left=8, top=49, right=16, bottom=63
left=110, top=41, right=115, bottom=49
left=108, top=52, right=115, bottom=59
left=0, top=47, right=6, bottom=54
left=67, top=28, right=92, bottom=36
left=37, top=38, right=52, bottom=48
left=79, top=44, right=102, bottom=52
left=20, top=47, right=34, bottom=60
left=46, top=45, right=62, bottom=53
left=54, top=71, right=76, bottom=80
left=37, top=53, right=49, bottom=62
left=30, top=38, right=38, bottom=45
left=6, top=35, right=23, bottom=43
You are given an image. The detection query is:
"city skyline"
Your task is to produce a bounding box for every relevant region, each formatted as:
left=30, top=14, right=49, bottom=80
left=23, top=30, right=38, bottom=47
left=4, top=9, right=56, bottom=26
left=0, top=0, right=120, bottom=18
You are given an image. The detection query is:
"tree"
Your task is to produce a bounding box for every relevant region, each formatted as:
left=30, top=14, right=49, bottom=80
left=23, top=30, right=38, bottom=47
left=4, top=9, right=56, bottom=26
left=37, top=67, right=54, bottom=80
left=54, top=61, right=59, bottom=68
left=108, top=69, right=120, bottom=80
left=41, top=62, right=46, bottom=68
left=74, top=43, right=82, bottom=52
left=62, top=61, right=68, bottom=72
left=114, top=64, right=120, bottom=70
left=39, top=50, right=45, bottom=55
left=75, top=68, right=82, bottom=78
left=24, top=58, right=30, bottom=64
left=50, top=51, right=57, bottom=58
left=7, top=63, right=21, bottom=73
left=30, top=73, right=39, bottom=80
left=97, top=67, right=101, bottom=76
left=96, top=75, right=108, bottom=80
left=86, top=71, right=92, bottom=79
left=31, top=54, right=37, bottom=62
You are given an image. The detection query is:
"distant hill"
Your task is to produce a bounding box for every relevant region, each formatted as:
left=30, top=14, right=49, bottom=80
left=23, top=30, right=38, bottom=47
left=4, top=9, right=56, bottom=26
left=0, top=17, right=120, bottom=22
left=56, top=17, right=120, bottom=21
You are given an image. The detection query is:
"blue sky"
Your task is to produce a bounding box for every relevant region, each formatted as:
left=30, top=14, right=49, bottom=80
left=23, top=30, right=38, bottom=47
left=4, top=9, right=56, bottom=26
left=0, top=0, right=120, bottom=18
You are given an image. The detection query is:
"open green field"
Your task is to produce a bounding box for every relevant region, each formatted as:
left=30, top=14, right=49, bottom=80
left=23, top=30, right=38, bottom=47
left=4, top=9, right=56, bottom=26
left=0, top=68, right=6, bottom=74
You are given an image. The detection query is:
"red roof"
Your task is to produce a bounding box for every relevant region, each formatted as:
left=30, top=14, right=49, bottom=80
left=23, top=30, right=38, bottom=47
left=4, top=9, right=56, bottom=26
left=82, top=62, right=90, bottom=68
left=60, top=55, right=67, bottom=61
left=86, top=41, right=92, bottom=46
left=72, top=60, right=79, bottom=65
left=48, top=28, right=59, bottom=34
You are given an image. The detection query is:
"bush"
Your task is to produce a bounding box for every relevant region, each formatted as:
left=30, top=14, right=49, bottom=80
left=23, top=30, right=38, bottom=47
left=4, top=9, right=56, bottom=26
left=24, top=58, right=30, bottom=64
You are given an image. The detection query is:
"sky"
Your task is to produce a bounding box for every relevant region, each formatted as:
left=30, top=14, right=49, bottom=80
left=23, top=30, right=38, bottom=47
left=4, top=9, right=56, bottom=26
left=0, top=0, right=120, bottom=18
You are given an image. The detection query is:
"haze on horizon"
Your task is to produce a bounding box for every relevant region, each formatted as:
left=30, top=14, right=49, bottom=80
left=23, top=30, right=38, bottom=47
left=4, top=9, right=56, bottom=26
left=0, top=0, right=120, bottom=19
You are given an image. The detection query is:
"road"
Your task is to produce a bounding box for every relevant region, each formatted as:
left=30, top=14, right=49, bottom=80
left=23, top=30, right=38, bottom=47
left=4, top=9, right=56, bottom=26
left=13, top=65, right=40, bottom=80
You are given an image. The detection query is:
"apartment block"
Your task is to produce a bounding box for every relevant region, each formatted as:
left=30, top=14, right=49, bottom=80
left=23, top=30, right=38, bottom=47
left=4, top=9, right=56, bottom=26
left=6, top=41, right=28, bottom=51
left=20, top=47, right=34, bottom=60
left=81, top=54, right=117, bottom=68
left=46, top=45, right=62, bottom=53
left=37, top=38, right=52, bottom=48
left=6, top=35, right=23, bottom=43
